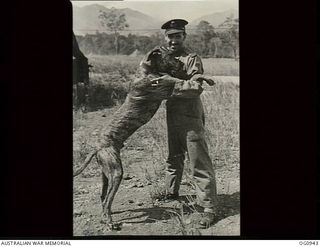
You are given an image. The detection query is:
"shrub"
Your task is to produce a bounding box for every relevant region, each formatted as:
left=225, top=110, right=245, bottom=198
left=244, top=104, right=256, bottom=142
left=87, top=73, right=130, bottom=110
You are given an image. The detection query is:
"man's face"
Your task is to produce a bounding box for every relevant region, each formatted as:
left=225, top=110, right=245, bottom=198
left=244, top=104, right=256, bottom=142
left=165, top=32, right=186, bottom=54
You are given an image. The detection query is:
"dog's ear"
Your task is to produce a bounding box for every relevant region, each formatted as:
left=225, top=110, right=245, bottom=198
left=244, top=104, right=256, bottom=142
left=139, top=48, right=162, bottom=74
left=147, top=50, right=164, bottom=72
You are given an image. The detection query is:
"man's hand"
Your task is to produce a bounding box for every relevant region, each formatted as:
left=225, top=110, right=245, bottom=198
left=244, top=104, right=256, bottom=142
left=151, top=74, right=181, bottom=87
left=191, top=74, right=216, bottom=86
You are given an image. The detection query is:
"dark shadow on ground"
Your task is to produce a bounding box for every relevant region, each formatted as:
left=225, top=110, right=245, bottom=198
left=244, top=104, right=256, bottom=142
left=216, top=192, right=240, bottom=220
left=112, top=206, right=178, bottom=224
left=177, top=192, right=239, bottom=224
left=112, top=192, right=239, bottom=225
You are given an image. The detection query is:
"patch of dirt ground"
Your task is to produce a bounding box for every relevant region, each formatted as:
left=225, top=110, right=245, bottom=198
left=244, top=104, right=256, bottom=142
left=73, top=110, right=239, bottom=236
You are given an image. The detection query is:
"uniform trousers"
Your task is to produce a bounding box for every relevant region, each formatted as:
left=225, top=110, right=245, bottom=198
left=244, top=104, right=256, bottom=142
left=165, top=97, right=218, bottom=208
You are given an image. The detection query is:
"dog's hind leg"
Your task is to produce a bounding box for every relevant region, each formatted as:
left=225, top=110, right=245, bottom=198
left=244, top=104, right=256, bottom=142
left=100, top=172, right=108, bottom=206
left=97, top=146, right=123, bottom=230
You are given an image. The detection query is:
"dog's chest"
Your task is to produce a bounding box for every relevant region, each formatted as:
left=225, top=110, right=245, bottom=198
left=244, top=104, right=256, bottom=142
left=158, top=55, right=184, bottom=78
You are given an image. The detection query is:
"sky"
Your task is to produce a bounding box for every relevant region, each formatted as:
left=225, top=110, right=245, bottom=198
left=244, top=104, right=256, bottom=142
left=71, top=0, right=238, bottom=22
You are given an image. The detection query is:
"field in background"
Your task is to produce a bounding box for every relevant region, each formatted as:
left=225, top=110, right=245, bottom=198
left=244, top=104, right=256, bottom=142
left=87, top=55, right=239, bottom=76
left=81, top=55, right=239, bottom=110
left=202, top=58, right=239, bottom=76
left=73, top=55, right=239, bottom=236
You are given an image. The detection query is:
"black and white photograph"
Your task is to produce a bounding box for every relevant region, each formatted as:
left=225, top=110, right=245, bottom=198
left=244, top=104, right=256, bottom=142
left=72, top=0, right=239, bottom=236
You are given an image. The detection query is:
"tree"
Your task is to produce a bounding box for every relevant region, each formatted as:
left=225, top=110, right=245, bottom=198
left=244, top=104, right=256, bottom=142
left=195, top=21, right=217, bottom=57
left=218, top=15, right=239, bottom=60
left=118, top=35, right=135, bottom=55
left=150, top=31, right=166, bottom=48
left=134, top=36, right=153, bottom=54
left=82, top=34, right=95, bottom=54
left=185, top=34, right=203, bottom=55
left=98, top=8, right=129, bottom=55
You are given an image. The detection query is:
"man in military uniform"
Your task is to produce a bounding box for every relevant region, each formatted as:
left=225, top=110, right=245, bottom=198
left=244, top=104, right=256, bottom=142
left=149, top=19, right=219, bottom=228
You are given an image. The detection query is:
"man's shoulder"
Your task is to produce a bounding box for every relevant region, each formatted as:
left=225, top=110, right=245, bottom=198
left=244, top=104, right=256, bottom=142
left=188, top=53, right=198, bottom=58
left=182, top=48, right=200, bottom=58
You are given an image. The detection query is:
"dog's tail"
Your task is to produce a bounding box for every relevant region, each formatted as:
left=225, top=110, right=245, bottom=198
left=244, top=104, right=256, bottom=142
left=73, top=150, right=97, bottom=177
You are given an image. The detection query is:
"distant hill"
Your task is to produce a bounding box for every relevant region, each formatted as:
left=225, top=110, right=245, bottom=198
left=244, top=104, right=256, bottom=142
left=190, top=9, right=238, bottom=31
left=73, top=4, right=163, bottom=36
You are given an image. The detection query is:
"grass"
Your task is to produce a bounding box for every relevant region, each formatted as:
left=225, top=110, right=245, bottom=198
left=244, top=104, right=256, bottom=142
left=88, top=55, right=239, bottom=77
left=202, top=83, right=239, bottom=169
left=88, top=55, right=142, bottom=79
left=202, top=58, right=239, bottom=76
left=79, top=55, right=239, bottom=110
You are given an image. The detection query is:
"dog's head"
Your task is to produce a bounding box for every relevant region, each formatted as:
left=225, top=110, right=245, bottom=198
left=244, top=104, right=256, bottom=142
left=141, top=47, right=183, bottom=77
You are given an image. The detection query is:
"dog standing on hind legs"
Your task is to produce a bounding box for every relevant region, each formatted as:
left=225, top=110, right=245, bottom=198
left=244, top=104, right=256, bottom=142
left=73, top=96, right=167, bottom=231
left=97, top=146, right=123, bottom=229
left=73, top=47, right=216, bottom=231
left=73, top=145, right=123, bottom=230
